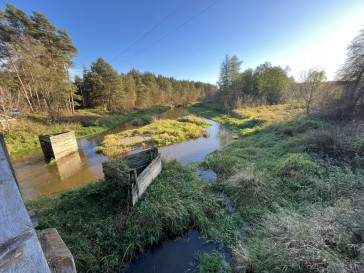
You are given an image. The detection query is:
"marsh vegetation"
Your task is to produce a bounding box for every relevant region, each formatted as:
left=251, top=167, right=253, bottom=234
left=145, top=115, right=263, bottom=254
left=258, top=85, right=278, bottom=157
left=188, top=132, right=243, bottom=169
left=96, top=115, right=211, bottom=155
left=4, top=106, right=169, bottom=155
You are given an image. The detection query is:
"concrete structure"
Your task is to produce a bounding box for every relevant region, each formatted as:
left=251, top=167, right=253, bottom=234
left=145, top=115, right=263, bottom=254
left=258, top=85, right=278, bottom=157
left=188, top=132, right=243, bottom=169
left=0, top=132, right=51, bottom=273
left=37, top=229, right=76, bottom=273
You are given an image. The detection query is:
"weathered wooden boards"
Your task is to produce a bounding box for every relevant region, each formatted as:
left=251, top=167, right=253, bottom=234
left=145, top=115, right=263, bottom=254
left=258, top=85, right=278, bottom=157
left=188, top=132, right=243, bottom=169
left=39, top=131, right=78, bottom=160
left=103, top=148, right=162, bottom=205
left=131, top=154, right=162, bottom=205
left=0, top=133, right=51, bottom=273
left=37, top=229, right=76, bottom=273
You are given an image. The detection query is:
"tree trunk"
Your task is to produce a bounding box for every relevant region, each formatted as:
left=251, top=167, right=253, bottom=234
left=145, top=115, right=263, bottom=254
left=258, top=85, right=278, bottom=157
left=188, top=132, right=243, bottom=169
left=9, top=59, right=34, bottom=113
left=70, top=92, right=75, bottom=114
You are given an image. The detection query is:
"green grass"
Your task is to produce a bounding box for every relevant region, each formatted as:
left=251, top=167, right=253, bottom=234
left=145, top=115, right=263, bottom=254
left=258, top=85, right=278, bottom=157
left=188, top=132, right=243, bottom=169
left=96, top=116, right=211, bottom=155
left=197, top=251, right=232, bottom=273
left=189, top=103, right=303, bottom=135
left=191, top=103, right=364, bottom=272
left=5, top=106, right=170, bottom=155
left=27, top=160, right=242, bottom=272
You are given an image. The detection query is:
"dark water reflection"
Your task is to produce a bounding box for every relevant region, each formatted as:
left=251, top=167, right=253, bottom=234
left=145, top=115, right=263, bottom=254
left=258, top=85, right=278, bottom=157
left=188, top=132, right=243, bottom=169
left=13, top=107, right=234, bottom=201
left=126, top=229, right=233, bottom=273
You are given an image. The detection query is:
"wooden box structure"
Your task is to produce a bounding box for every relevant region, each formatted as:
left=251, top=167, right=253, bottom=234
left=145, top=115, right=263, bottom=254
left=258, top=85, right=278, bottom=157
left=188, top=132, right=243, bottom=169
left=39, top=131, right=78, bottom=160
left=103, top=148, right=162, bottom=205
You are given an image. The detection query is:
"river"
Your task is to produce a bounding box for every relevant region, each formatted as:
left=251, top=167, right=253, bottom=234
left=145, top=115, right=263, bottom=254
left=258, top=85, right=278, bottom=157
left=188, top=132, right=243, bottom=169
left=12, top=107, right=234, bottom=201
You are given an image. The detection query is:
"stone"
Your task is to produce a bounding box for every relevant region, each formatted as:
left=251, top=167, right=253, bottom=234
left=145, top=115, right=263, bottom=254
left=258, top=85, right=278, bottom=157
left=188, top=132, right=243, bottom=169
left=37, top=228, right=76, bottom=273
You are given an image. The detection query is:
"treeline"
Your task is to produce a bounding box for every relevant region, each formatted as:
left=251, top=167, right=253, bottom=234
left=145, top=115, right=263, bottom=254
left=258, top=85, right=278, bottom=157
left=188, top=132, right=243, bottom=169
left=217, top=29, right=364, bottom=121
left=0, top=3, right=217, bottom=125
left=74, top=58, right=218, bottom=112
left=217, top=55, right=292, bottom=109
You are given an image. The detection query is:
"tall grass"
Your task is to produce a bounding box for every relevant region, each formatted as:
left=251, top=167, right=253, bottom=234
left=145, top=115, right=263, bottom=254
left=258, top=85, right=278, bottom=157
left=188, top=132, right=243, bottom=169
left=192, top=104, right=364, bottom=272
left=27, top=160, right=242, bottom=272
left=247, top=200, right=364, bottom=272
left=97, top=116, right=211, bottom=155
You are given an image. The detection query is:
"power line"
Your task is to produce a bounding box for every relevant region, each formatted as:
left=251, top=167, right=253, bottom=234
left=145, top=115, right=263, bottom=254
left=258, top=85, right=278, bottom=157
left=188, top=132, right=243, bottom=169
left=109, top=0, right=193, bottom=63
left=118, top=0, right=222, bottom=66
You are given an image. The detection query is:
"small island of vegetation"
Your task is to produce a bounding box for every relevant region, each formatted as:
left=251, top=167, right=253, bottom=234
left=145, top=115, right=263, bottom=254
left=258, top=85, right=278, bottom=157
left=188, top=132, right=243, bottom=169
left=96, top=115, right=211, bottom=155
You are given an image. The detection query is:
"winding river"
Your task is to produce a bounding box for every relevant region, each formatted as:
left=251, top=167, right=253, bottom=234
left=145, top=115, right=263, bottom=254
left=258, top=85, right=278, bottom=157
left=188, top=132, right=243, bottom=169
left=12, top=107, right=234, bottom=201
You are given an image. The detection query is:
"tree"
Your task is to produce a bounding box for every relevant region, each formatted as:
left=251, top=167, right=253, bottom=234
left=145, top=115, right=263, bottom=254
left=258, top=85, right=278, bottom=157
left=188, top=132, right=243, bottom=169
left=257, top=65, right=290, bottom=104
left=294, top=69, right=326, bottom=116
left=86, top=58, right=125, bottom=111
left=0, top=73, right=18, bottom=135
left=82, top=65, right=104, bottom=108
left=217, top=55, right=242, bottom=108
left=122, top=73, right=137, bottom=111
left=0, top=4, right=78, bottom=121
left=74, top=75, right=85, bottom=108
left=337, top=27, right=364, bottom=119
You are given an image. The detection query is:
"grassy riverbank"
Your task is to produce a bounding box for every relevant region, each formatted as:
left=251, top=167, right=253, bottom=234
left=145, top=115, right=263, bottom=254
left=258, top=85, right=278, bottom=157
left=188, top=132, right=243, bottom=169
left=191, top=103, right=364, bottom=272
left=4, top=106, right=170, bottom=155
left=27, top=160, right=241, bottom=272
left=26, top=103, right=364, bottom=272
left=96, top=115, right=211, bottom=156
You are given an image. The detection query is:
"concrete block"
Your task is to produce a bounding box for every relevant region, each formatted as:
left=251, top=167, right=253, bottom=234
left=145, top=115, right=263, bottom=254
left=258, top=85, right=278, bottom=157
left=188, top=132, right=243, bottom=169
left=37, top=228, right=76, bottom=273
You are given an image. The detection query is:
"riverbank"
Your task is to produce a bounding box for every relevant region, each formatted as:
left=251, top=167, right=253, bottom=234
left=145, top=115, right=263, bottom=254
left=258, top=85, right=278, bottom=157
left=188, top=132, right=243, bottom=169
left=96, top=115, right=211, bottom=156
left=25, top=103, right=364, bottom=272
left=26, top=160, right=242, bottom=272
left=191, top=103, right=364, bottom=272
left=4, top=106, right=170, bottom=155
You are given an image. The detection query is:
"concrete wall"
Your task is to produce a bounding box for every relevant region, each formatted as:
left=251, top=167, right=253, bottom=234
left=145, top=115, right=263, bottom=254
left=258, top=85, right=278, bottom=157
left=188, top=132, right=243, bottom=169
left=0, top=133, right=51, bottom=273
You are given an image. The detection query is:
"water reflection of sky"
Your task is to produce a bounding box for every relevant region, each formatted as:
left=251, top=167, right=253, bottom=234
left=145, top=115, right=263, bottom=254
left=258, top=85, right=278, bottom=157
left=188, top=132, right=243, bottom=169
left=13, top=108, right=234, bottom=201
left=158, top=119, right=233, bottom=163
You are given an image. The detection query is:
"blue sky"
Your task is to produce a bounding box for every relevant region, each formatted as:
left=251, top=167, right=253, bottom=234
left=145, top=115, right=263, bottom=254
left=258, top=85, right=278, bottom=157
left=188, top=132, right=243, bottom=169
left=3, top=0, right=364, bottom=83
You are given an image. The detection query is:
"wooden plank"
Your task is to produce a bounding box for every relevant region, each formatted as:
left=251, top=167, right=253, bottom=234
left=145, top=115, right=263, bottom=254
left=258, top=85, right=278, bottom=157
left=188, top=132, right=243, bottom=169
left=131, top=155, right=162, bottom=205
left=0, top=133, right=51, bottom=273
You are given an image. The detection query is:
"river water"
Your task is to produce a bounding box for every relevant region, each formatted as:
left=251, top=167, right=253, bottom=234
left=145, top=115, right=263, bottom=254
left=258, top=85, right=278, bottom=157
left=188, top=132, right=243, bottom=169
left=13, top=107, right=234, bottom=201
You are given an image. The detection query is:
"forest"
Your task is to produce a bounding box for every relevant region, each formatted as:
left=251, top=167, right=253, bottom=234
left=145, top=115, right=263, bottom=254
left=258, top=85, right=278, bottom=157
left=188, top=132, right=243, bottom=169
left=0, top=4, right=217, bottom=127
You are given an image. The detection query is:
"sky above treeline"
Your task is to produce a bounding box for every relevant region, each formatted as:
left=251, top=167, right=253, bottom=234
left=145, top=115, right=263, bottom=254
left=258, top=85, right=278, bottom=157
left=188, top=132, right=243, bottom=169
left=3, top=0, right=364, bottom=83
